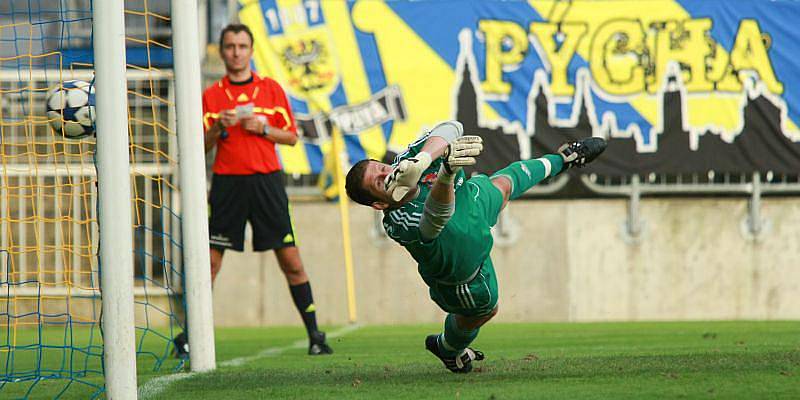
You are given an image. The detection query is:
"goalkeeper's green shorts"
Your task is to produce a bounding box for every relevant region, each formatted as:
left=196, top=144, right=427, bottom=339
left=428, top=257, right=498, bottom=317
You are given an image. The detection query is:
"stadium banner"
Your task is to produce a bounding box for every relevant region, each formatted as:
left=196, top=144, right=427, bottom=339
left=239, top=0, right=800, bottom=178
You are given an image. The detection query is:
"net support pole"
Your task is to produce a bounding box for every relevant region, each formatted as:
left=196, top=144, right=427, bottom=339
left=92, top=0, right=138, bottom=398
left=171, top=0, right=217, bottom=372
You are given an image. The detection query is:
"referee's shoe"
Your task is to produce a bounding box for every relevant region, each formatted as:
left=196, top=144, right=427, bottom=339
left=309, top=331, right=334, bottom=355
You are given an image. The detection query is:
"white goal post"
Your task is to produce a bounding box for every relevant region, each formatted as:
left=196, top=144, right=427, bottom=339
left=171, top=0, right=218, bottom=373
left=92, top=0, right=138, bottom=397
left=91, top=0, right=216, bottom=397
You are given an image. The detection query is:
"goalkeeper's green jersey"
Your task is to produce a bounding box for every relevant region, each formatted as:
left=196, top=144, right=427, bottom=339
left=382, top=134, right=498, bottom=285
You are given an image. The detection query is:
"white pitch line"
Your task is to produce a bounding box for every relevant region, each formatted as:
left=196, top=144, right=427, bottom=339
left=138, top=324, right=362, bottom=399
left=138, top=372, right=194, bottom=399
left=221, top=323, right=362, bottom=367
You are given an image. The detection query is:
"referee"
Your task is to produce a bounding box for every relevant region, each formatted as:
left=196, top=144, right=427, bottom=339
left=175, top=23, right=332, bottom=357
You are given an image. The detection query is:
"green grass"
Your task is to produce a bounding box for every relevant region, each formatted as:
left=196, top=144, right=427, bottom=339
left=3, top=321, right=800, bottom=399
left=1, top=325, right=183, bottom=399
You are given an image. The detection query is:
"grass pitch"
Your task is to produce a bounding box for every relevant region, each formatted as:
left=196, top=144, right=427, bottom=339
left=155, top=321, right=798, bottom=399
left=3, top=321, right=799, bottom=399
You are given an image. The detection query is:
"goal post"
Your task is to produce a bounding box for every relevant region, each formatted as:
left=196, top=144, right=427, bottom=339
left=92, top=0, right=138, bottom=398
left=0, top=1, right=217, bottom=396
left=171, top=0, right=217, bottom=373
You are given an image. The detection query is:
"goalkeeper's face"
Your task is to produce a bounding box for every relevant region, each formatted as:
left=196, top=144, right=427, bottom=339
left=362, top=161, right=417, bottom=210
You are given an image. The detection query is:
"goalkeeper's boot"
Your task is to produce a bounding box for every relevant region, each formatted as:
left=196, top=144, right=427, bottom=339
left=558, top=137, right=607, bottom=169
left=425, top=334, right=485, bottom=373
left=308, top=331, right=334, bottom=355
left=172, top=331, right=189, bottom=360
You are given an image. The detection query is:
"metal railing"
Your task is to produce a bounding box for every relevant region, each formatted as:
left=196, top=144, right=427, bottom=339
left=580, top=171, right=800, bottom=243
left=0, top=0, right=172, bottom=61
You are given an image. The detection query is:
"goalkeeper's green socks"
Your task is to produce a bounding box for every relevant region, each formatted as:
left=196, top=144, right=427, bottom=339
left=491, top=154, right=563, bottom=200
left=438, top=313, right=479, bottom=357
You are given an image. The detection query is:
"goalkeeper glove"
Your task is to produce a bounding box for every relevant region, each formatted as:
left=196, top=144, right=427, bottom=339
left=384, top=151, right=433, bottom=202
left=438, top=136, right=483, bottom=184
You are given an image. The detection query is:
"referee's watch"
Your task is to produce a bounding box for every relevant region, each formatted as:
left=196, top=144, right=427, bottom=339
left=262, top=123, right=271, bottom=138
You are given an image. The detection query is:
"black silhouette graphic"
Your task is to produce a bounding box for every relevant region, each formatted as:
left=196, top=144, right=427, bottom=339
left=451, top=57, right=800, bottom=178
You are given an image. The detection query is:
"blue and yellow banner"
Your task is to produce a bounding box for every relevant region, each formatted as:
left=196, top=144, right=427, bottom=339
left=240, top=0, right=800, bottom=177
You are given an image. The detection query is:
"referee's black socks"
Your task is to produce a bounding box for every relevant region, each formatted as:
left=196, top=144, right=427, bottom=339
left=289, top=281, right=319, bottom=337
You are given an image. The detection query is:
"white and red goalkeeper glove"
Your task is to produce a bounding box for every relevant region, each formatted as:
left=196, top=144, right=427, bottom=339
left=438, top=135, right=483, bottom=183
left=384, top=151, right=433, bottom=202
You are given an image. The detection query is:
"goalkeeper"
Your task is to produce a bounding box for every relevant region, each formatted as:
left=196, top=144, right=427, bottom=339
left=344, top=121, right=606, bottom=373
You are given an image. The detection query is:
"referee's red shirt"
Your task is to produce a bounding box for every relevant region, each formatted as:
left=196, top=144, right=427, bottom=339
left=202, top=73, right=297, bottom=175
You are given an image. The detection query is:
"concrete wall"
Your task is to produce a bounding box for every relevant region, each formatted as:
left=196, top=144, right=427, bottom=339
left=212, top=198, right=800, bottom=327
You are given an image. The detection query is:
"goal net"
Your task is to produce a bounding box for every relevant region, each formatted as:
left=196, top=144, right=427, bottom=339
left=1, top=0, right=186, bottom=397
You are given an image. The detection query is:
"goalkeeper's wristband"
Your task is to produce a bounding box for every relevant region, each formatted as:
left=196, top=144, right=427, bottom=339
left=437, top=164, right=456, bottom=185
left=442, top=161, right=456, bottom=175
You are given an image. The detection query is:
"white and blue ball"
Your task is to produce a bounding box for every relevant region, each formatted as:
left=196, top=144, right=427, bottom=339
left=46, top=80, right=96, bottom=138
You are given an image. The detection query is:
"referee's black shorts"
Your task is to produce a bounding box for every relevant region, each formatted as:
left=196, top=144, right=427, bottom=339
left=208, top=171, right=295, bottom=252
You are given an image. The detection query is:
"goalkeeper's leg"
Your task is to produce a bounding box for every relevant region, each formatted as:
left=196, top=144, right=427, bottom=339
left=425, top=310, right=495, bottom=373
left=440, top=308, right=497, bottom=355
left=490, top=137, right=607, bottom=205
left=491, top=154, right=564, bottom=204
left=426, top=260, right=499, bottom=372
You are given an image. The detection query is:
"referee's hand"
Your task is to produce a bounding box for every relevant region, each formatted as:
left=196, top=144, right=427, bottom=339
left=219, top=109, right=238, bottom=127
left=240, top=116, right=265, bottom=135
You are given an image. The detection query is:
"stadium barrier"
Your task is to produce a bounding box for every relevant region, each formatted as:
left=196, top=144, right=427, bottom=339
left=211, top=197, right=800, bottom=326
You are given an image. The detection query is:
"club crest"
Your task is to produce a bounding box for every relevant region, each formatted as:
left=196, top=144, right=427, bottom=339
left=275, top=30, right=339, bottom=98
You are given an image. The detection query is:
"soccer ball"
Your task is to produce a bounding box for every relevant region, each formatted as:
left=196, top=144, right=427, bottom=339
left=46, top=80, right=96, bottom=139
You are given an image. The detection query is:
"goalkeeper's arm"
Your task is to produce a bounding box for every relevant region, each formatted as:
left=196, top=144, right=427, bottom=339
left=419, top=120, right=464, bottom=158
left=419, top=169, right=456, bottom=241
left=418, top=135, right=483, bottom=240
left=402, top=121, right=465, bottom=166
left=385, top=120, right=464, bottom=202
